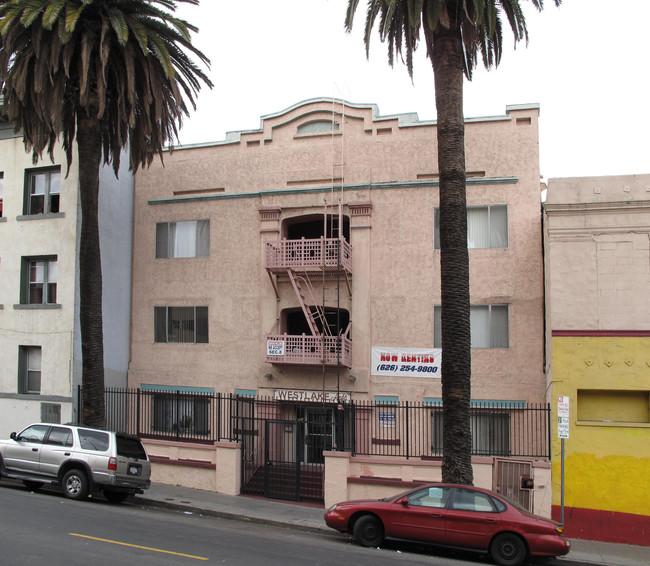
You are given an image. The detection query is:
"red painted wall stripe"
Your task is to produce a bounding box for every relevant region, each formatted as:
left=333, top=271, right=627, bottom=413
left=552, top=330, right=650, bottom=337
left=552, top=506, right=650, bottom=546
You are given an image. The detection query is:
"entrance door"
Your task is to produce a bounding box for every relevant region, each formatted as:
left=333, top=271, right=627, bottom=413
left=299, top=407, right=334, bottom=464
left=264, top=419, right=299, bottom=501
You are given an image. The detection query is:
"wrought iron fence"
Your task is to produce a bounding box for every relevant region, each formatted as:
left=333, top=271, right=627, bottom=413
left=91, top=388, right=550, bottom=458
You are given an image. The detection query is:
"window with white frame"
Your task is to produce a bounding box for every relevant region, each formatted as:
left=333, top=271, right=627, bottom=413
left=19, top=345, right=41, bottom=394
left=434, top=205, right=508, bottom=249
left=24, top=167, right=60, bottom=215
left=154, top=306, right=208, bottom=343
left=434, top=304, right=509, bottom=348
left=156, top=220, right=210, bottom=258
left=21, top=256, right=58, bottom=305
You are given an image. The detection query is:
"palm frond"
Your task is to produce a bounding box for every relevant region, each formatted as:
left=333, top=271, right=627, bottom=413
left=1, top=0, right=212, bottom=173
left=346, top=0, right=560, bottom=81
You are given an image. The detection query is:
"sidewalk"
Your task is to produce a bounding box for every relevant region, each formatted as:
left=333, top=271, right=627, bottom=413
left=134, top=483, right=650, bottom=566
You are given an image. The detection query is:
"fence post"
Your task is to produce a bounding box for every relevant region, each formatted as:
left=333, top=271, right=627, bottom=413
left=175, top=390, right=180, bottom=441
left=546, top=402, right=551, bottom=459
left=351, top=401, right=356, bottom=456
left=77, top=385, right=82, bottom=424
left=216, top=393, right=221, bottom=442
left=136, top=389, right=141, bottom=437
left=405, top=400, right=410, bottom=460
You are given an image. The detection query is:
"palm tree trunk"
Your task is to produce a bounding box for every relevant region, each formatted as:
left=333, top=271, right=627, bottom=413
left=77, top=109, right=106, bottom=429
left=432, top=26, right=473, bottom=485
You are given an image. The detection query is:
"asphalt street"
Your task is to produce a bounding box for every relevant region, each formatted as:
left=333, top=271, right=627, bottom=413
left=1, top=482, right=499, bottom=566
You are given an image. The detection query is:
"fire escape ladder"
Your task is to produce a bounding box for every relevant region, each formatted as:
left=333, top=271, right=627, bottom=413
left=287, top=269, right=331, bottom=337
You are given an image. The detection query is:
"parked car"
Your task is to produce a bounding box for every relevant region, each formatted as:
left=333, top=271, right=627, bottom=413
left=324, top=483, right=570, bottom=566
left=0, top=423, right=151, bottom=503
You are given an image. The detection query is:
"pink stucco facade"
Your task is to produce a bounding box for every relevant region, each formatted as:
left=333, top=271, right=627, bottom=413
left=129, top=98, right=545, bottom=406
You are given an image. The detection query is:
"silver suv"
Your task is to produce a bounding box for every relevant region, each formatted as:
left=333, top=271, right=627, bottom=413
left=0, top=423, right=151, bottom=503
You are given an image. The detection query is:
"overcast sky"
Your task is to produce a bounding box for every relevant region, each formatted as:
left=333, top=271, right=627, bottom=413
left=174, top=0, right=649, bottom=180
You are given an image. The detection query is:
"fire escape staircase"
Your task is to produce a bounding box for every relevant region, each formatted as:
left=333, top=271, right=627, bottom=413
left=264, top=236, right=352, bottom=367
left=287, top=269, right=332, bottom=338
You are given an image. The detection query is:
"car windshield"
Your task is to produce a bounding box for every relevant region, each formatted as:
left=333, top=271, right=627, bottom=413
left=382, top=488, right=419, bottom=502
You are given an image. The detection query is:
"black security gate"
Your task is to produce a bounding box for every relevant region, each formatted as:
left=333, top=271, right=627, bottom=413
left=240, top=413, right=334, bottom=502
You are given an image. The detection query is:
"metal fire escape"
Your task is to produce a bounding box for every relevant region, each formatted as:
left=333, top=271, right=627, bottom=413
left=265, top=205, right=352, bottom=367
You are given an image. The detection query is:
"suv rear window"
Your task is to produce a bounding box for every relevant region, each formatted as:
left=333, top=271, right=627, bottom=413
left=78, top=429, right=110, bottom=451
left=116, top=435, right=148, bottom=460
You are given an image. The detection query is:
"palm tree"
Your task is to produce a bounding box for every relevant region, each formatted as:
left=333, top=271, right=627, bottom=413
left=346, top=0, right=559, bottom=485
left=0, top=0, right=212, bottom=428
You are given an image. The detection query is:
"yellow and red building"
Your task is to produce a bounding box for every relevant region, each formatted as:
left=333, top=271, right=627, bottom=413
left=545, top=174, right=650, bottom=545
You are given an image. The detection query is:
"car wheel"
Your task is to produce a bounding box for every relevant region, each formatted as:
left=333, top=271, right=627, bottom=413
left=62, top=469, right=89, bottom=501
left=23, top=480, right=44, bottom=492
left=353, top=515, right=385, bottom=547
left=103, top=488, right=129, bottom=504
left=490, top=533, right=527, bottom=566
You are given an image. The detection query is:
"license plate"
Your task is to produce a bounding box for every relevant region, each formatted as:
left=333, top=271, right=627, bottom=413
left=128, top=465, right=141, bottom=476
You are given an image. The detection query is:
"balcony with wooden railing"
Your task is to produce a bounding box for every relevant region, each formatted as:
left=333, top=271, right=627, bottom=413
left=265, top=237, right=351, bottom=275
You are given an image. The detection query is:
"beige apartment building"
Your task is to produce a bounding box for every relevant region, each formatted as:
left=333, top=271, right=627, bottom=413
left=128, top=99, right=550, bottom=508
left=0, top=115, right=133, bottom=436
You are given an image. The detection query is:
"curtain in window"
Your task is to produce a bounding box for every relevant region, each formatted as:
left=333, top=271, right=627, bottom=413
left=49, top=171, right=60, bottom=213
left=471, top=412, right=510, bottom=456
left=489, top=206, right=508, bottom=248
left=433, top=306, right=442, bottom=348
left=30, top=173, right=46, bottom=214
left=432, top=409, right=510, bottom=456
left=196, top=220, right=210, bottom=257
left=173, top=221, right=196, bottom=258
left=29, top=261, right=44, bottom=303
left=47, top=260, right=57, bottom=303
left=470, top=305, right=509, bottom=348
left=470, top=305, right=491, bottom=348
left=152, top=393, right=210, bottom=435
left=490, top=305, right=509, bottom=347
left=26, top=347, right=42, bottom=393
left=467, top=208, right=489, bottom=249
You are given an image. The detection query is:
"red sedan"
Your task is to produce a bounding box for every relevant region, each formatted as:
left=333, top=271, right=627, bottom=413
left=324, top=483, right=570, bottom=566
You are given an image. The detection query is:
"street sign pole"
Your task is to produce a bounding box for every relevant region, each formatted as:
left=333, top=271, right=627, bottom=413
left=560, top=438, right=564, bottom=525
left=557, top=396, right=570, bottom=526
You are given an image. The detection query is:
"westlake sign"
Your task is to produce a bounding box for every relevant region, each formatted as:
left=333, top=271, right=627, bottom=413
left=274, top=389, right=350, bottom=403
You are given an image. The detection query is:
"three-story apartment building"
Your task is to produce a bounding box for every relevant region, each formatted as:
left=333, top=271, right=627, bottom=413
left=0, top=116, right=134, bottom=434
left=128, top=98, right=548, bottom=503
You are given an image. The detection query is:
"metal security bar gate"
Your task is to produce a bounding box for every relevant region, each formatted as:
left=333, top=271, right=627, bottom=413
left=240, top=416, right=331, bottom=502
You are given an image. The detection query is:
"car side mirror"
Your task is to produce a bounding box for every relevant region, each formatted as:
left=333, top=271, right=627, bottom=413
left=399, top=497, right=409, bottom=506
left=10, top=432, right=17, bottom=440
